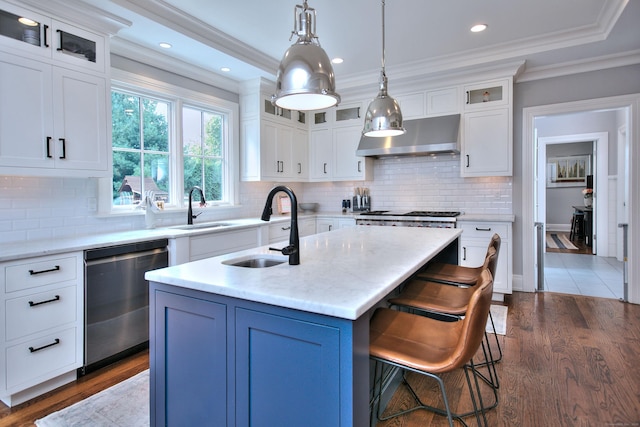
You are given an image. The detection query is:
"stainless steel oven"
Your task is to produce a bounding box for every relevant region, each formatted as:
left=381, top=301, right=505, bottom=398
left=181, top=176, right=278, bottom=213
left=81, top=239, right=168, bottom=374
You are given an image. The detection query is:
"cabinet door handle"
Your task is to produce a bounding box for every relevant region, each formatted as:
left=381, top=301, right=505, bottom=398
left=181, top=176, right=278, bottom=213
left=29, top=295, right=60, bottom=307
left=29, top=265, right=60, bottom=275
left=43, top=25, right=49, bottom=48
left=29, top=338, right=60, bottom=353
left=475, top=227, right=492, bottom=231
left=357, top=160, right=362, bottom=173
left=466, top=155, right=470, bottom=168
left=466, top=91, right=470, bottom=104
left=323, top=163, right=327, bottom=174
left=46, top=137, right=53, bottom=158
left=463, top=247, right=467, bottom=261
left=56, top=29, right=64, bottom=51
left=298, top=163, right=302, bottom=174
left=328, top=225, right=333, bottom=231
left=59, top=138, right=66, bottom=159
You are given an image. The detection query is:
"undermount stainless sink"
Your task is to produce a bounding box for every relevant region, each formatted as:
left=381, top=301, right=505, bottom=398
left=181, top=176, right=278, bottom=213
left=222, top=255, right=287, bottom=268
left=170, top=222, right=232, bottom=230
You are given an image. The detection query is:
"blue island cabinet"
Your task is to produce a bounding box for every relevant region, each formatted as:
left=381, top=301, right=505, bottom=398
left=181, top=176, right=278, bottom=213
left=149, top=282, right=370, bottom=427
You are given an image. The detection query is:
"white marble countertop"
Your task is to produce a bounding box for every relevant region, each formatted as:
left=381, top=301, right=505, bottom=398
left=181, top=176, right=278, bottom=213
left=145, top=226, right=461, bottom=320
left=0, top=217, right=285, bottom=262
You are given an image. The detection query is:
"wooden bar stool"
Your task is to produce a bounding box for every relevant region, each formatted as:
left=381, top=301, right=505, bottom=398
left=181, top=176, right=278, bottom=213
left=388, top=261, right=500, bottom=393
left=370, top=270, right=495, bottom=426
left=409, top=234, right=503, bottom=367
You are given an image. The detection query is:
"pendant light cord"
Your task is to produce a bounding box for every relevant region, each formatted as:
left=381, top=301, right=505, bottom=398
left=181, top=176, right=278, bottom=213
left=381, top=0, right=386, bottom=75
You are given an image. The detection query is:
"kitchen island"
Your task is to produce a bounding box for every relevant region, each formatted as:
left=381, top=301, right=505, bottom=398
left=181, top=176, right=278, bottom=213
left=145, top=226, right=461, bottom=427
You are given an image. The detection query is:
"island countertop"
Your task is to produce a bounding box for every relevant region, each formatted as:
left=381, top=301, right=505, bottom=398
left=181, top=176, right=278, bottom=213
left=145, top=226, right=461, bottom=320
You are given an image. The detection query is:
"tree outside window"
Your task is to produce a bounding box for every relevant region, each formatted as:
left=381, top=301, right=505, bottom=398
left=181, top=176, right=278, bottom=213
left=182, top=106, right=225, bottom=203
left=111, top=91, right=170, bottom=206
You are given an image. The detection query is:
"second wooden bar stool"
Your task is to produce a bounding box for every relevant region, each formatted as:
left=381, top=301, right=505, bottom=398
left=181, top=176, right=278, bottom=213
left=370, top=270, right=495, bottom=426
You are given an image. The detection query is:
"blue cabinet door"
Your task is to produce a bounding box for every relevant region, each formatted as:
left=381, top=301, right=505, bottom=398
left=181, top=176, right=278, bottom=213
left=151, top=290, right=228, bottom=426
left=235, top=307, right=341, bottom=427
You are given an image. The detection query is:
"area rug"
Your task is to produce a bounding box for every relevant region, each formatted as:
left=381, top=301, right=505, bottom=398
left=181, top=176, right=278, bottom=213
left=35, top=370, right=149, bottom=427
left=487, top=304, right=507, bottom=335
left=546, top=233, right=579, bottom=250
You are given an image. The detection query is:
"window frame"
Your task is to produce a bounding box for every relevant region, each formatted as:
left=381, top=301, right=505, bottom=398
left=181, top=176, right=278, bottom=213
left=103, top=70, right=240, bottom=215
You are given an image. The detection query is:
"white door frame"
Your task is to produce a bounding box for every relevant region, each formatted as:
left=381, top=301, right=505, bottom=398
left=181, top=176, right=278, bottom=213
left=538, top=132, right=608, bottom=256
left=522, top=94, right=639, bottom=304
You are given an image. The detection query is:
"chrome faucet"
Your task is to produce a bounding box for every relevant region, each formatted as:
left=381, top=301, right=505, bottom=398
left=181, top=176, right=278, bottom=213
left=261, top=186, right=299, bottom=265
left=187, top=186, right=206, bottom=225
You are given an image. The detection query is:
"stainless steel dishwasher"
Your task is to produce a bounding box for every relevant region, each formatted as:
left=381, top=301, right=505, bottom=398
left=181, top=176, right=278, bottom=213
left=81, top=239, right=168, bottom=374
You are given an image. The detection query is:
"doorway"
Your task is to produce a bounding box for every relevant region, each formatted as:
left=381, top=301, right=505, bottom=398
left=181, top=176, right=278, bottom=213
left=522, top=94, right=638, bottom=304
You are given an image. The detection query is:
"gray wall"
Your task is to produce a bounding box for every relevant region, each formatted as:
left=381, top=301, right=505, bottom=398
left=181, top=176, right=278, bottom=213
left=513, top=63, right=640, bottom=275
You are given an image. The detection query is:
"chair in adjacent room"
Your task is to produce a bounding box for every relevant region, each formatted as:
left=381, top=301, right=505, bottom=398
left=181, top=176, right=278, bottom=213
left=370, top=269, right=495, bottom=427
left=569, top=210, right=585, bottom=241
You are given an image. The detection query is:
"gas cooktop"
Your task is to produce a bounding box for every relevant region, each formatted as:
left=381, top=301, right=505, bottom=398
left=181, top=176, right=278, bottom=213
left=359, top=210, right=461, bottom=217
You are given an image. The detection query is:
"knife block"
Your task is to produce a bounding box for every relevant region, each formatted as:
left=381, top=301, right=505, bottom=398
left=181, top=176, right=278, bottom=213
left=352, top=196, right=370, bottom=212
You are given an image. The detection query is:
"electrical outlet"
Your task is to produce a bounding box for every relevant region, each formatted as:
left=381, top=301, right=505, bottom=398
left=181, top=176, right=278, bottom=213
left=87, top=197, right=97, bottom=212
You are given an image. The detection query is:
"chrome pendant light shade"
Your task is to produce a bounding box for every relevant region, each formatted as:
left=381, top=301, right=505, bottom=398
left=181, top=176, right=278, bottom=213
left=363, top=0, right=405, bottom=137
left=273, top=1, right=340, bottom=111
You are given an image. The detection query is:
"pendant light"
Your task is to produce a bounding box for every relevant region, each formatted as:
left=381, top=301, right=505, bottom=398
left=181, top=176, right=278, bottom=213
left=363, top=0, right=405, bottom=137
left=272, top=1, right=340, bottom=111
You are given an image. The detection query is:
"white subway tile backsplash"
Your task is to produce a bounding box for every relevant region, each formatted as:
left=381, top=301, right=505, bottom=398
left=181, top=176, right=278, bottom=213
left=0, top=155, right=512, bottom=244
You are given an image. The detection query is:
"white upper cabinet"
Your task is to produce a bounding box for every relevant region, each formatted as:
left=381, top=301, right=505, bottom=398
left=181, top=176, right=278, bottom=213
left=0, top=1, right=110, bottom=177
left=461, top=78, right=513, bottom=177
left=239, top=79, right=309, bottom=182
left=426, top=86, right=460, bottom=116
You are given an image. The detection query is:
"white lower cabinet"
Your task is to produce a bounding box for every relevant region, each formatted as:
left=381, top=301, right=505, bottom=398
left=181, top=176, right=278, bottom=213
left=316, top=217, right=356, bottom=233
left=0, top=252, right=83, bottom=406
left=269, top=218, right=315, bottom=244
left=187, top=228, right=262, bottom=262
left=457, top=221, right=512, bottom=297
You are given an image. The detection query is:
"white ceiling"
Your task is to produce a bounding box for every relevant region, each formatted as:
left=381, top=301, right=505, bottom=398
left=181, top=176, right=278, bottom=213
left=77, top=0, right=639, bottom=91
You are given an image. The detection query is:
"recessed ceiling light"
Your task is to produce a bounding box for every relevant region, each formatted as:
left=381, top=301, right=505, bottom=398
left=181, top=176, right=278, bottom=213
left=470, top=24, right=487, bottom=33
left=332, top=57, right=344, bottom=64
left=220, top=67, right=231, bottom=72
left=18, top=17, right=38, bottom=26
left=159, top=42, right=172, bottom=49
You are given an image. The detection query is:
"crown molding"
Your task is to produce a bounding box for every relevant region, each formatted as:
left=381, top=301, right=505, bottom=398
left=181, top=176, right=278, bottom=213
left=17, top=0, right=131, bottom=35
left=517, top=50, right=640, bottom=83
left=110, top=38, right=240, bottom=93
left=110, top=0, right=278, bottom=75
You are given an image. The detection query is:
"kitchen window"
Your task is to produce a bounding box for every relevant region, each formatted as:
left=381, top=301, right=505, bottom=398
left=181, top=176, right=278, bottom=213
left=109, top=79, right=236, bottom=212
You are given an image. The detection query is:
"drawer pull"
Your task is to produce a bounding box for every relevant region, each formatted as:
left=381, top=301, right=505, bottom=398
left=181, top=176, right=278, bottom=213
left=29, top=295, right=60, bottom=307
left=475, top=227, right=492, bottom=231
left=29, top=338, right=60, bottom=353
left=28, top=265, right=60, bottom=275
left=281, top=226, right=291, bottom=231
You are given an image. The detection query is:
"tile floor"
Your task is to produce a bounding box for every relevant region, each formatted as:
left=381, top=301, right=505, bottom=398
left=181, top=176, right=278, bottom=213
left=544, top=252, right=625, bottom=299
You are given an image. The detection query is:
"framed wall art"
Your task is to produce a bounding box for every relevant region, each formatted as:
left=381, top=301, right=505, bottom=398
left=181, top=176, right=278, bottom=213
left=547, top=155, right=591, bottom=188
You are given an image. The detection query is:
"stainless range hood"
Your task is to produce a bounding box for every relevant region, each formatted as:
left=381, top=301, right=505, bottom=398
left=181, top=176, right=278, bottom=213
left=356, top=114, right=460, bottom=157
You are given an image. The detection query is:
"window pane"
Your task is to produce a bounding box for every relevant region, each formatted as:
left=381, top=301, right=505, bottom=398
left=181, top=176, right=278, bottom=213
left=184, top=156, right=203, bottom=199
left=112, top=151, right=141, bottom=205
left=144, top=154, right=171, bottom=203
left=111, top=92, right=140, bottom=149
left=204, top=112, right=223, bottom=157
left=183, top=107, right=202, bottom=156
left=143, top=99, right=169, bottom=152
left=205, top=158, right=223, bottom=201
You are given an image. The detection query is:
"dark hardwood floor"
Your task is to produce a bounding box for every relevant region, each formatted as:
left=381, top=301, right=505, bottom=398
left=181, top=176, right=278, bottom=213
left=1, top=292, right=639, bottom=427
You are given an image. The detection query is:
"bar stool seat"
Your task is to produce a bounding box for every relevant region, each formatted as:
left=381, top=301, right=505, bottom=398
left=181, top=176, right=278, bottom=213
left=370, top=270, right=496, bottom=426
left=415, top=234, right=500, bottom=285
